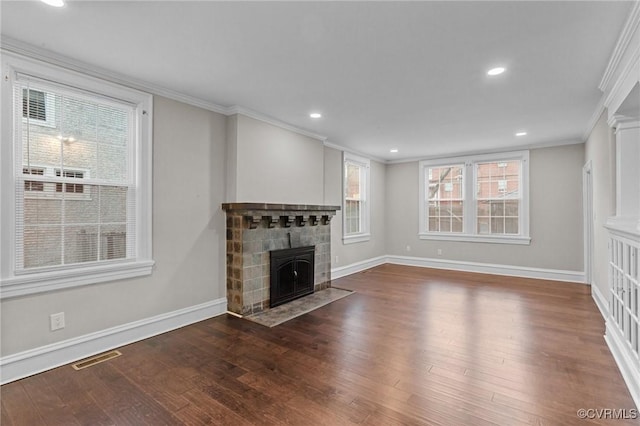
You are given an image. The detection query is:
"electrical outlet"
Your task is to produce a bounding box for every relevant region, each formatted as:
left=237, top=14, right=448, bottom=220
left=50, top=312, right=65, bottom=331
left=437, top=248, right=443, bottom=256
left=335, top=255, right=339, bottom=264
left=406, top=245, right=411, bottom=252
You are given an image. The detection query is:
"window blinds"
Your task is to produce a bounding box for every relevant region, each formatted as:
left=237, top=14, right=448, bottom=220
left=15, top=75, right=136, bottom=271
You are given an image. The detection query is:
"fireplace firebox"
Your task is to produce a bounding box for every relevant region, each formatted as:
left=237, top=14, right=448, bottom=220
left=270, top=246, right=315, bottom=308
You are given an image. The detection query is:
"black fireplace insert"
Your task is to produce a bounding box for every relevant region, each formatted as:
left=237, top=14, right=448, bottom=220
left=270, top=246, right=315, bottom=308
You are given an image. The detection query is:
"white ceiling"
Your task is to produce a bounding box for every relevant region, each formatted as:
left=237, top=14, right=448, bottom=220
left=1, top=1, right=633, bottom=161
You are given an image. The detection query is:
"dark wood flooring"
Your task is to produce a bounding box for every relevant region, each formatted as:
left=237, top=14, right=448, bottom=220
left=2, top=264, right=638, bottom=425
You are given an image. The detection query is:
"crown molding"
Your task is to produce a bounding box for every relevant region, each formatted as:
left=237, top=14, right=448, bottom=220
left=228, top=105, right=327, bottom=142
left=0, top=36, right=331, bottom=143
left=582, top=95, right=606, bottom=141
left=603, top=46, right=640, bottom=113
left=0, top=36, right=230, bottom=115
left=322, top=141, right=387, bottom=164
left=385, top=139, right=584, bottom=165
left=608, top=114, right=640, bottom=129
left=599, top=1, right=640, bottom=93
left=507, top=138, right=584, bottom=152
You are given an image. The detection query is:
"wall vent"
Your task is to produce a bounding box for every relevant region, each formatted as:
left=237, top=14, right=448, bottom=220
left=71, top=350, right=122, bottom=370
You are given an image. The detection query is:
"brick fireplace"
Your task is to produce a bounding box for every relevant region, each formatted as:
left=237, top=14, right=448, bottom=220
left=221, top=203, right=340, bottom=315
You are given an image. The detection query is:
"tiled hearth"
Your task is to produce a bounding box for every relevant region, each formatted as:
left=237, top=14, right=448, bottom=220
left=222, top=203, right=340, bottom=315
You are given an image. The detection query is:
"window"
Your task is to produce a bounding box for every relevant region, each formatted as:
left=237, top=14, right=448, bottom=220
left=419, top=151, right=530, bottom=244
left=1, top=53, right=153, bottom=299
left=427, top=164, right=464, bottom=233
left=343, top=152, right=371, bottom=244
left=23, top=89, right=45, bottom=120
left=21, top=166, right=90, bottom=200
left=23, top=167, right=45, bottom=192
left=55, top=170, right=84, bottom=193
left=476, top=160, right=521, bottom=235
left=22, top=88, right=56, bottom=127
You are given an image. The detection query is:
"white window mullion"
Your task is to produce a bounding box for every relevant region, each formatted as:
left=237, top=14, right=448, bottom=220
left=59, top=98, right=66, bottom=266
left=126, top=108, right=137, bottom=259
left=95, top=103, right=101, bottom=261
left=520, top=153, right=530, bottom=237
left=60, top=195, right=66, bottom=266
left=14, top=85, right=25, bottom=271
left=464, top=160, right=474, bottom=235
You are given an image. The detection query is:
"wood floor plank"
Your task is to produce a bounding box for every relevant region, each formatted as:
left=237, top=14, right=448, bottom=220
left=74, top=362, right=180, bottom=425
left=180, top=387, right=255, bottom=426
left=2, top=264, right=637, bottom=425
left=0, top=382, right=47, bottom=426
left=20, top=374, right=82, bottom=426
left=0, top=398, right=15, bottom=426
left=41, top=367, right=114, bottom=426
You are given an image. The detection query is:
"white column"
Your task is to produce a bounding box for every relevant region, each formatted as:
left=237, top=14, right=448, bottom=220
left=608, top=115, right=640, bottom=232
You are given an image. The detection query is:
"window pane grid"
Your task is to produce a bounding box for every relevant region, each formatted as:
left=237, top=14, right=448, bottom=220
left=345, top=160, right=366, bottom=236
left=15, top=80, right=134, bottom=271
left=19, top=183, right=130, bottom=269
left=427, top=164, right=464, bottom=233
left=476, top=160, right=521, bottom=235
left=345, top=200, right=361, bottom=234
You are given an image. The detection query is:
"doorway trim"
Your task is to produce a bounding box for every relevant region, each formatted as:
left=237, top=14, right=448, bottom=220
left=583, top=161, right=594, bottom=285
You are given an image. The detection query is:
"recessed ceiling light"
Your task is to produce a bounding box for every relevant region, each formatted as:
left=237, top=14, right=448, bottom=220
left=41, top=0, right=65, bottom=7
left=390, top=149, right=399, bottom=153
left=515, top=132, right=527, bottom=136
left=309, top=113, right=322, bottom=119
left=487, top=67, right=506, bottom=76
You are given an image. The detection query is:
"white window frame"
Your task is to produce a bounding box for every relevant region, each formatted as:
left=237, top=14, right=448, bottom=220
left=0, top=52, right=154, bottom=299
left=419, top=150, right=530, bottom=245
left=343, top=152, right=371, bottom=244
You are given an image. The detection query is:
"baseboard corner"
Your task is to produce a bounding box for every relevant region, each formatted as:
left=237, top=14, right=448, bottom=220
left=591, top=282, right=609, bottom=321
left=331, top=255, right=387, bottom=279
left=386, top=255, right=585, bottom=283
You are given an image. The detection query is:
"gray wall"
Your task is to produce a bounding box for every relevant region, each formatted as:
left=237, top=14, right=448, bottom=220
left=584, top=111, right=616, bottom=299
left=1, top=96, right=228, bottom=356
left=230, top=114, right=325, bottom=204
left=324, top=147, right=387, bottom=266
left=385, top=144, right=585, bottom=271
left=225, top=114, right=238, bottom=201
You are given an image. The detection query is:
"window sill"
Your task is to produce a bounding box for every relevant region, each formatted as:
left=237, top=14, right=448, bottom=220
left=418, top=233, right=531, bottom=245
left=343, top=233, right=371, bottom=245
left=0, top=260, right=155, bottom=299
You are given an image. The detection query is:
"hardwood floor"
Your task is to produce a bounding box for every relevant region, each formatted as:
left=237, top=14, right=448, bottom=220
left=2, top=264, right=638, bottom=425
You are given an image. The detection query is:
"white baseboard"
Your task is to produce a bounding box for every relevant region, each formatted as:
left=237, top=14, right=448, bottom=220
left=591, top=282, right=609, bottom=320
left=331, top=255, right=387, bottom=279
left=605, top=322, right=640, bottom=409
left=0, top=297, right=227, bottom=385
left=386, top=255, right=585, bottom=283
left=331, top=255, right=584, bottom=283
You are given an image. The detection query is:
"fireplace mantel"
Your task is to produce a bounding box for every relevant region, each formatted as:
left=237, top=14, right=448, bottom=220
left=222, top=202, right=339, bottom=315
left=222, top=203, right=340, bottom=212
